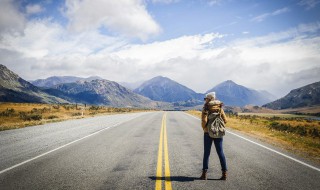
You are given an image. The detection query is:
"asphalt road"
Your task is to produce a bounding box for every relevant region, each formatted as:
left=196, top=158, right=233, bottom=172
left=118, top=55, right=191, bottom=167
left=0, top=111, right=319, bottom=190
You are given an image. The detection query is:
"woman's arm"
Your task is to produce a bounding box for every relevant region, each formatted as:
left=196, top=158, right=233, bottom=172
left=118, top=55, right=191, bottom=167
left=201, top=107, right=208, bottom=131
left=220, top=108, right=228, bottom=124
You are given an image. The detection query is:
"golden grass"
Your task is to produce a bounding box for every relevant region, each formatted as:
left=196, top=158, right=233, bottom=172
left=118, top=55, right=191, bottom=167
left=186, top=110, right=320, bottom=164
left=0, top=103, right=152, bottom=131
left=238, top=112, right=310, bottom=118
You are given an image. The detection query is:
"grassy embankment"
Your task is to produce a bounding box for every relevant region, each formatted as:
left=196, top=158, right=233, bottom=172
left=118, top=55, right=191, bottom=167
left=186, top=110, right=320, bottom=164
left=0, top=103, right=152, bottom=131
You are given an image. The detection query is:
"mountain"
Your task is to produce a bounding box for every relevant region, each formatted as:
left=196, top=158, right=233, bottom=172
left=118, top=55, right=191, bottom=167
left=207, top=80, right=275, bottom=107
left=30, top=76, right=102, bottom=88
left=119, top=81, right=144, bottom=90
left=134, top=76, right=203, bottom=103
left=263, top=81, right=320, bottom=109
left=0, top=64, right=68, bottom=103
left=47, top=79, right=160, bottom=108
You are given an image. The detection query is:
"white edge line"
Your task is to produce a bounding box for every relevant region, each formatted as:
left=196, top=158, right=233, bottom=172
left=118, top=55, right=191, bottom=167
left=0, top=113, right=145, bottom=175
left=183, top=112, right=320, bottom=172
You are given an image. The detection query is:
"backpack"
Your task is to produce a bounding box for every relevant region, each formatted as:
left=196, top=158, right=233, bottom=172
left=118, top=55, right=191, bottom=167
left=206, top=109, right=226, bottom=138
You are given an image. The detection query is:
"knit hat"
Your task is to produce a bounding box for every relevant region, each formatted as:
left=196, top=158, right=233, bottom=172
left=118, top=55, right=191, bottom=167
left=205, top=92, right=216, bottom=100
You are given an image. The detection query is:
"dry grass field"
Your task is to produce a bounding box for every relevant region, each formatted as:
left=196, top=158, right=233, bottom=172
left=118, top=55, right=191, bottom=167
left=0, top=103, right=152, bottom=131
left=186, top=110, right=320, bottom=164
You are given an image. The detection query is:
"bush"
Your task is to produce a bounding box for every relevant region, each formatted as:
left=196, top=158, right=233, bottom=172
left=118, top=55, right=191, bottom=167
left=52, top=105, right=60, bottom=109
left=89, top=106, right=101, bottom=110
left=0, top=108, right=15, bottom=117
left=47, top=115, right=58, bottom=119
left=268, top=122, right=316, bottom=137
left=310, top=128, right=320, bottom=138
left=31, top=108, right=39, bottom=114
left=71, top=112, right=82, bottom=116
left=19, top=112, right=42, bottom=121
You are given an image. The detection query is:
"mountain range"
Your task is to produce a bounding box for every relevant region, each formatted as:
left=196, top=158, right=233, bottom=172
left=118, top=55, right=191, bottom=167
left=30, top=76, right=102, bottom=88
left=0, top=64, right=163, bottom=108
left=133, top=77, right=275, bottom=107
left=134, top=76, right=203, bottom=103
left=263, top=81, right=320, bottom=109
left=45, top=79, right=159, bottom=108
left=1, top=64, right=318, bottom=110
left=206, top=80, right=276, bottom=107
left=0, top=65, right=67, bottom=104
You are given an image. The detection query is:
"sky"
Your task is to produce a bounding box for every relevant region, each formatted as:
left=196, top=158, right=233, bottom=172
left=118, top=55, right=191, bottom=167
left=0, top=0, right=320, bottom=98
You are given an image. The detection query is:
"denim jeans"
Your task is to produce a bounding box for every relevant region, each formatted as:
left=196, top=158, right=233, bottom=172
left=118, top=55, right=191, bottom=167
left=202, top=133, right=227, bottom=171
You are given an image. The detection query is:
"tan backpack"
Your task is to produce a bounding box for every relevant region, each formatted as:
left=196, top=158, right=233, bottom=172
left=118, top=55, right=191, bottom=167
left=206, top=108, right=226, bottom=138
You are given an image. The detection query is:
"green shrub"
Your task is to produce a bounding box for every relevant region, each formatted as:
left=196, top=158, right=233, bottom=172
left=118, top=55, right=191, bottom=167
left=19, top=112, right=42, bottom=121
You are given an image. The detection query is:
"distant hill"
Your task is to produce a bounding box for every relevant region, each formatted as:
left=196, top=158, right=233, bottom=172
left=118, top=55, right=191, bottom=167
left=47, top=79, right=161, bottom=108
left=134, top=76, right=203, bottom=103
left=263, top=81, right=320, bottom=109
left=30, top=76, right=102, bottom=88
left=207, top=80, right=275, bottom=106
left=0, top=64, right=68, bottom=103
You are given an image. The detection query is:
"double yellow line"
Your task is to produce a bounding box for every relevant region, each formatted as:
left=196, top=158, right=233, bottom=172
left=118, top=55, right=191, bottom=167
left=155, top=113, right=172, bottom=190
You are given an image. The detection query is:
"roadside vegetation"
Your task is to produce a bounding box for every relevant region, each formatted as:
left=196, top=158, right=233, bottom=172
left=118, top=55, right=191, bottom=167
left=186, top=110, right=320, bottom=164
left=0, top=103, right=152, bottom=131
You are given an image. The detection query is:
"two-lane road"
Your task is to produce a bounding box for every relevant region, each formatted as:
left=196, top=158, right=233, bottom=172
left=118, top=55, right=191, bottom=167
left=0, top=112, right=319, bottom=189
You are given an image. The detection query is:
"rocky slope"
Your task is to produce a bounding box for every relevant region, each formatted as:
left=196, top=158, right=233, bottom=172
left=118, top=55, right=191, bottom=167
left=0, top=64, right=68, bottom=103
left=263, top=81, right=320, bottom=109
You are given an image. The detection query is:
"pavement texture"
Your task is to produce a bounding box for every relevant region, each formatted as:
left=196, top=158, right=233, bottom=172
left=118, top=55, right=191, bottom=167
left=0, top=111, right=319, bottom=190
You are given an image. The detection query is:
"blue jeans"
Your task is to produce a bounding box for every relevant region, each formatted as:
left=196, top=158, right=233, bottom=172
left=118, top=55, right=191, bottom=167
left=202, top=133, right=227, bottom=171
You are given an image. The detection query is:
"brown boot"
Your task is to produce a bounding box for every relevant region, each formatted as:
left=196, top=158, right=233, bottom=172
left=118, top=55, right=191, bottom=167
left=200, top=170, right=207, bottom=180
left=220, top=171, right=227, bottom=180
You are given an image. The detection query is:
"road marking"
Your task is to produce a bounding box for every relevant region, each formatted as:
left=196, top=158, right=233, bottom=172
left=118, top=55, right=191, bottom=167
left=163, top=114, right=172, bottom=190
left=155, top=113, right=172, bottom=190
left=184, top=112, right=320, bottom=172
left=0, top=118, right=138, bottom=175
left=155, top=114, right=164, bottom=190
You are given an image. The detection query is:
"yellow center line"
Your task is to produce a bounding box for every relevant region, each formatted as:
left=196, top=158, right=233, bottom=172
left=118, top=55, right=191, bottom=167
left=155, top=113, right=172, bottom=190
left=155, top=113, right=164, bottom=190
left=163, top=113, right=172, bottom=190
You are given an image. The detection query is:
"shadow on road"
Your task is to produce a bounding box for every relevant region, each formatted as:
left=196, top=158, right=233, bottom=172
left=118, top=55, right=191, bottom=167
left=149, top=176, right=221, bottom=182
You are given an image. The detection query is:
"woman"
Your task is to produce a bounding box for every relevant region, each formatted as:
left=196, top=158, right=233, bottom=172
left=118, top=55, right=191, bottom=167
left=200, top=92, right=228, bottom=180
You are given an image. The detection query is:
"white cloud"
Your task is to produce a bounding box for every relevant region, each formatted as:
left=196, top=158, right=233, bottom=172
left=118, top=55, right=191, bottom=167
left=1, top=4, right=319, bottom=99
left=64, top=0, right=161, bottom=40
left=0, top=0, right=26, bottom=34
left=151, top=0, right=179, bottom=4
left=207, top=0, right=221, bottom=6
left=26, top=4, right=45, bottom=15
left=0, top=19, right=126, bottom=59
left=251, top=7, right=290, bottom=22
left=112, top=33, right=224, bottom=65
left=298, top=0, right=320, bottom=10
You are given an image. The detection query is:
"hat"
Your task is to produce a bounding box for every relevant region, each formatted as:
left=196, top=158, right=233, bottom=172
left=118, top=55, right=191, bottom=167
left=205, top=92, right=216, bottom=100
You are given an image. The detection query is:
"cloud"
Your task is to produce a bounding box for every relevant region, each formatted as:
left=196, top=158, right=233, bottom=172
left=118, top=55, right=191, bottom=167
left=298, top=0, right=320, bottom=10
left=151, top=0, right=179, bottom=4
left=1, top=1, right=319, bottom=99
left=0, top=18, right=126, bottom=59
left=0, top=0, right=26, bottom=34
left=64, top=0, right=161, bottom=40
left=206, top=0, right=231, bottom=6
left=26, top=4, right=45, bottom=15
left=112, top=33, right=224, bottom=65
left=207, top=0, right=222, bottom=6
left=251, top=7, right=290, bottom=22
